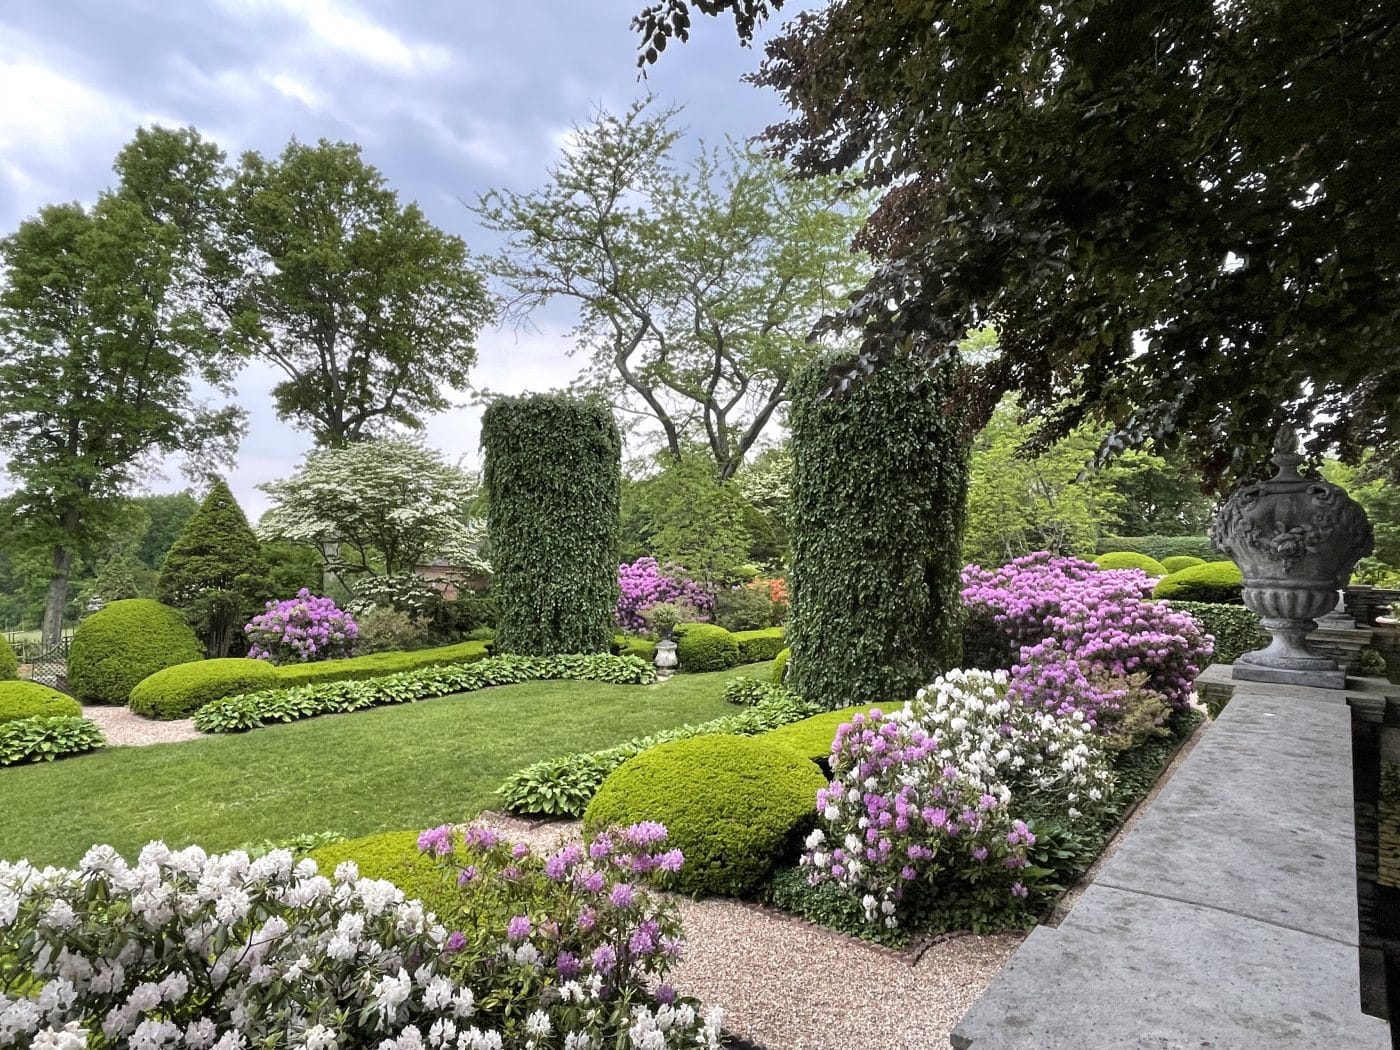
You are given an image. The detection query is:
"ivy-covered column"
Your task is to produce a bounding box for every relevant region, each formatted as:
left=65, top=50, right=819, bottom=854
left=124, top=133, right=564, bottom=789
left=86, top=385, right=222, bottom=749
left=787, top=353, right=970, bottom=708
left=481, top=394, right=621, bottom=655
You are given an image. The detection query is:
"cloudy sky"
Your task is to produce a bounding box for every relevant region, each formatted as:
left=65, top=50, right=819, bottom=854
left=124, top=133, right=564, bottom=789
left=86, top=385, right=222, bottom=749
left=0, top=0, right=810, bottom=517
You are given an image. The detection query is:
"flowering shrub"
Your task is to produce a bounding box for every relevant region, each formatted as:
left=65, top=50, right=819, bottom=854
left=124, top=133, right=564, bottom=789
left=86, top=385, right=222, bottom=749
left=802, top=669, right=1115, bottom=929
left=962, top=552, right=1211, bottom=728
left=615, top=558, right=713, bottom=632
left=0, top=839, right=721, bottom=1050
left=244, top=588, right=358, bottom=664
left=747, top=576, right=788, bottom=605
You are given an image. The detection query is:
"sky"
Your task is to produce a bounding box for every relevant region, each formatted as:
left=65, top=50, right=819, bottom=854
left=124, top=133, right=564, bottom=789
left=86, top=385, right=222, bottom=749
left=0, top=0, right=812, bottom=518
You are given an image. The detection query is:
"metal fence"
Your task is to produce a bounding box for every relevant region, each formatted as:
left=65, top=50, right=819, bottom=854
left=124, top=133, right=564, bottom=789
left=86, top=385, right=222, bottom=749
left=4, top=630, right=75, bottom=693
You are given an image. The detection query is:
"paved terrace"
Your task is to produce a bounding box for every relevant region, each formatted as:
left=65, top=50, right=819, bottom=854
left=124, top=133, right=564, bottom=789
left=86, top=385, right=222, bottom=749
left=952, top=664, right=1397, bottom=1049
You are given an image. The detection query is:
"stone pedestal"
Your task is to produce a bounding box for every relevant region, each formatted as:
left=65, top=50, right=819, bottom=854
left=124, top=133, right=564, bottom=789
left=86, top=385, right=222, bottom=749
left=1307, top=624, right=1375, bottom=674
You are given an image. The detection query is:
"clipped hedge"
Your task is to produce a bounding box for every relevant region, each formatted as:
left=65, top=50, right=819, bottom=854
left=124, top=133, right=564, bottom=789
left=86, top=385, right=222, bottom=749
left=274, top=639, right=491, bottom=686
left=0, top=681, right=81, bottom=723
left=1094, top=552, right=1169, bottom=577
left=583, top=734, right=827, bottom=896
left=771, top=647, right=792, bottom=685
left=195, top=653, right=655, bottom=733
left=675, top=624, right=739, bottom=672
left=68, top=599, right=204, bottom=705
left=614, top=634, right=657, bottom=663
left=1154, top=561, right=1244, bottom=604
left=1161, top=555, right=1207, bottom=574
left=1167, top=601, right=1266, bottom=666
left=760, top=705, right=879, bottom=764
left=732, top=627, right=786, bottom=664
left=788, top=351, right=969, bottom=709
left=0, top=716, right=105, bottom=766
left=0, top=636, right=17, bottom=680
left=129, top=659, right=281, bottom=720
left=1098, top=535, right=1225, bottom=563
left=307, top=831, right=458, bottom=918
left=500, top=688, right=822, bottom=818
left=483, top=394, right=620, bottom=656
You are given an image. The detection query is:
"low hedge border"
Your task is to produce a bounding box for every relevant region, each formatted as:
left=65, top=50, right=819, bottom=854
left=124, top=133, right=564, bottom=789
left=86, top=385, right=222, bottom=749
left=0, top=716, right=106, bottom=766
left=731, top=627, right=786, bottom=664
left=272, top=638, right=492, bottom=686
left=193, top=653, right=656, bottom=733
left=1166, top=601, right=1266, bottom=667
left=498, top=682, right=821, bottom=818
left=129, top=659, right=281, bottom=720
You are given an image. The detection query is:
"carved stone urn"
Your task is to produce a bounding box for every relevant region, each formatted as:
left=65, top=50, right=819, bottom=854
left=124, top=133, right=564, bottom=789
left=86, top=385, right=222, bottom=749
left=1209, top=427, right=1374, bottom=689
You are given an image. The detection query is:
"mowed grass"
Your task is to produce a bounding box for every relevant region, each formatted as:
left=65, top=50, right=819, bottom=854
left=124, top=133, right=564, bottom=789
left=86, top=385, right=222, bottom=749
left=0, top=665, right=763, bottom=867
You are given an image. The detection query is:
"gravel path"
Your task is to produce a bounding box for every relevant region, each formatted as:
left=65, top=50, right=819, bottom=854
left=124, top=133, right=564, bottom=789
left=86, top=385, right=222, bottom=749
left=82, top=705, right=201, bottom=746
left=475, top=813, right=1021, bottom=1050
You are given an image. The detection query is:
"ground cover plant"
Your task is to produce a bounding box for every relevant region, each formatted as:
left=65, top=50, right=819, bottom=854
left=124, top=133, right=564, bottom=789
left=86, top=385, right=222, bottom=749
left=0, top=668, right=746, bottom=867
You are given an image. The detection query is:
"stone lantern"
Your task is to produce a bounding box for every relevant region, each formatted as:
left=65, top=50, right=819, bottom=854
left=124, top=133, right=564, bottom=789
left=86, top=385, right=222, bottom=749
left=1209, top=427, right=1373, bottom=688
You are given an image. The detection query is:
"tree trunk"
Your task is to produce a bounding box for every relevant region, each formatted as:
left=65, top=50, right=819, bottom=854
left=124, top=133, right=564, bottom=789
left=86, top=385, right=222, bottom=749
left=42, top=545, right=73, bottom=647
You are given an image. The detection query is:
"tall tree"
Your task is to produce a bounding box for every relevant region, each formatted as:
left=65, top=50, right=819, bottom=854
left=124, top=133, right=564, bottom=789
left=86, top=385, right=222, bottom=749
left=623, top=452, right=753, bottom=585
left=478, top=99, right=869, bottom=481
left=0, top=127, right=243, bottom=644
left=219, top=139, right=493, bottom=446
left=635, top=1, right=1400, bottom=484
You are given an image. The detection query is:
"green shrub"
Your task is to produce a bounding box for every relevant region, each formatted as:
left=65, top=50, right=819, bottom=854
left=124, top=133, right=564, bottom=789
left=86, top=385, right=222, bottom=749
left=353, top=607, right=432, bottom=654
left=68, top=599, right=204, bottom=705
left=0, top=716, right=105, bottom=766
left=788, top=351, right=968, bottom=709
left=713, top=585, right=775, bottom=632
left=761, top=706, right=878, bottom=763
left=1094, top=552, right=1169, bottom=577
left=0, top=681, right=81, bottom=723
left=584, top=734, right=827, bottom=896
left=674, top=624, right=739, bottom=672
left=771, top=647, right=792, bottom=685
left=1154, top=561, right=1245, bottom=604
left=483, top=394, right=620, bottom=656
left=1361, top=649, right=1388, bottom=677
left=732, top=627, right=786, bottom=664
left=614, top=635, right=657, bottom=663
left=0, top=636, right=17, bottom=680
left=1166, top=601, right=1266, bottom=665
left=722, top=678, right=774, bottom=706
left=129, top=659, right=280, bottom=719
left=1097, top=535, right=1226, bottom=562
left=273, top=639, right=490, bottom=686
left=308, top=831, right=459, bottom=918
left=1161, top=555, right=1207, bottom=574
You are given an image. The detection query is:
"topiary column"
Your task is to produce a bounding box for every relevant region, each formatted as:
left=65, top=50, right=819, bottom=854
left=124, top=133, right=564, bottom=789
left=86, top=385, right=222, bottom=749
left=787, top=352, right=970, bottom=709
left=482, top=394, right=621, bottom=655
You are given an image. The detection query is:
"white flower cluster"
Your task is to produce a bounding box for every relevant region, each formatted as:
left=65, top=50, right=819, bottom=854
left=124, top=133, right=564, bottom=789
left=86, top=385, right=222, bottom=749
left=0, top=842, right=720, bottom=1050
left=901, top=668, right=1115, bottom=819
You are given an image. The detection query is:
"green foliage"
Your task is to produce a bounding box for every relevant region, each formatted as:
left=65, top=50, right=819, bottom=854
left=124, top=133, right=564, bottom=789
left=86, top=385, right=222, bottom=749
left=0, top=681, right=81, bottom=722
left=731, top=627, right=786, bottom=664
left=157, top=479, right=268, bottom=658
left=583, top=734, right=827, bottom=896
left=1098, top=536, right=1224, bottom=563
left=0, top=636, right=16, bottom=680
left=1361, top=649, right=1388, bottom=677
left=1166, top=602, right=1265, bottom=666
left=194, top=653, right=655, bottom=733
left=771, top=647, right=791, bottom=685
left=1094, top=552, right=1169, bottom=577
left=353, top=607, right=433, bottom=655
left=68, top=599, right=204, bottom=705
left=499, top=687, right=822, bottom=817
left=713, top=585, right=775, bottom=632
left=135, top=492, right=201, bottom=571
left=0, top=716, right=106, bottom=766
left=788, top=351, right=968, bottom=709
left=128, top=658, right=280, bottom=720
left=272, top=639, right=491, bottom=687
left=308, top=831, right=460, bottom=918
left=628, top=454, right=754, bottom=585
left=614, top=634, right=658, bottom=663
left=721, top=678, right=773, bottom=706
left=1161, top=556, right=1206, bottom=574
left=88, top=555, right=145, bottom=604
left=762, top=865, right=907, bottom=947
left=1154, top=562, right=1245, bottom=605
left=482, top=395, right=620, bottom=656
left=760, top=705, right=877, bottom=763
left=674, top=624, right=739, bottom=672
left=240, top=829, right=346, bottom=861
left=1322, top=457, right=1400, bottom=576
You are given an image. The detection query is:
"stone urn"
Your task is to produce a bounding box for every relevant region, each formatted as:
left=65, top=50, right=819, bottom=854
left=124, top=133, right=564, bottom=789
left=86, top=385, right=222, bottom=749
left=1209, top=427, right=1373, bottom=688
left=654, top=638, right=678, bottom=672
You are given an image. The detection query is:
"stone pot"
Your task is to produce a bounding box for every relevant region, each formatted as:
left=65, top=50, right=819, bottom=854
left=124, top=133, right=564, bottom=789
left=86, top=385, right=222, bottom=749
left=654, top=638, right=678, bottom=671
left=1209, top=427, right=1373, bottom=689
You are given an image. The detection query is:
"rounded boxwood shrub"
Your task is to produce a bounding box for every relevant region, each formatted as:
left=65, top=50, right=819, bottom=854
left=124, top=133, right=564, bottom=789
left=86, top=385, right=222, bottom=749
left=1161, top=555, right=1207, bottom=574
left=761, top=706, right=876, bottom=763
left=771, top=647, right=792, bottom=685
left=68, top=599, right=204, bottom=705
left=584, top=734, right=827, bottom=897
left=674, top=623, right=739, bottom=672
left=0, top=680, right=81, bottom=723
left=1154, top=561, right=1245, bottom=604
left=0, top=636, right=17, bottom=680
left=307, top=830, right=458, bottom=918
left=129, top=658, right=280, bottom=720
left=1094, top=551, right=1169, bottom=577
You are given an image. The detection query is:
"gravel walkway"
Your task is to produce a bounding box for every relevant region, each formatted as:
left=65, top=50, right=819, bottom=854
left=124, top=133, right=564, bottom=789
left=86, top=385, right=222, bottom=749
left=474, top=813, right=1021, bottom=1050
left=82, top=705, right=201, bottom=746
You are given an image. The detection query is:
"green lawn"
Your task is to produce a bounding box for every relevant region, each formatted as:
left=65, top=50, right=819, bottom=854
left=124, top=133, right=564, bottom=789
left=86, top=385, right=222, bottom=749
left=0, top=666, right=761, bottom=867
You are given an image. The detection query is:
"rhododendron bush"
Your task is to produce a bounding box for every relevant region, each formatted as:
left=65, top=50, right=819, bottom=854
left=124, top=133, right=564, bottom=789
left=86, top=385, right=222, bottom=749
left=614, top=558, right=713, bottom=633
left=244, top=588, right=357, bottom=664
left=961, top=552, right=1211, bottom=729
left=802, top=669, right=1115, bottom=929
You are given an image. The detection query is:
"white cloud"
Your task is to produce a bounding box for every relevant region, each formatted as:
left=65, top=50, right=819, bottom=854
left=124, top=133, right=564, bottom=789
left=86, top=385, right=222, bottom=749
left=269, top=72, right=325, bottom=111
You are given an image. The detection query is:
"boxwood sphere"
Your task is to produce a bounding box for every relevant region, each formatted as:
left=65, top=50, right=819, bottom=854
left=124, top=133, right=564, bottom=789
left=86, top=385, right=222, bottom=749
left=584, top=734, right=827, bottom=897
left=1161, top=555, right=1207, bottom=574
left=1094, top=551, right=1169, bottom=577
left=1153, top=561, right=1245, bottom=604
left=68, top=599, right=204, bottom=705
left=0, top=680, right=82, bottom=723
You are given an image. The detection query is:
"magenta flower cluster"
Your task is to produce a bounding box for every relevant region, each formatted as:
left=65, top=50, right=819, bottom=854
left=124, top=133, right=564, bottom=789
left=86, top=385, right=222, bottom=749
left=961, top=552, right=1212, bottom=727
left=615, top=557, right=714, bottom=632
left=244, top=588, right=357, bottom=664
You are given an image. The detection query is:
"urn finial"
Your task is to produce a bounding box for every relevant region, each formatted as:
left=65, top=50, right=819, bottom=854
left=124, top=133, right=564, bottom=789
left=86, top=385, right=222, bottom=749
left=1269, top=425, right=1304, bottom=481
